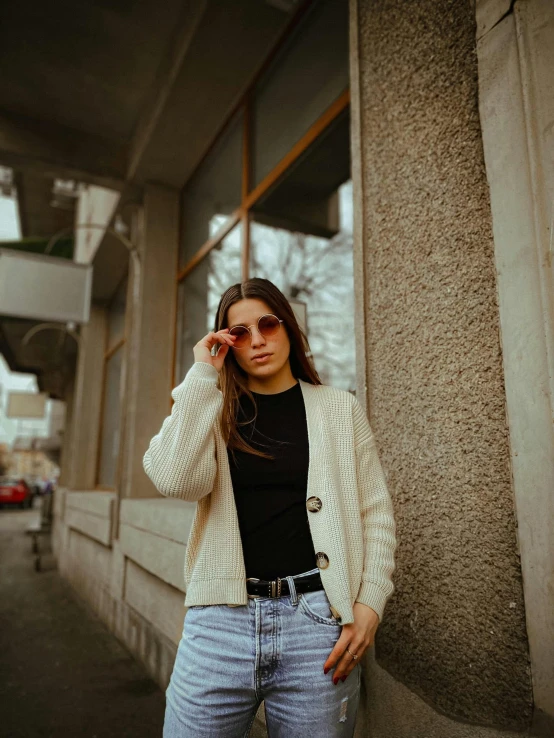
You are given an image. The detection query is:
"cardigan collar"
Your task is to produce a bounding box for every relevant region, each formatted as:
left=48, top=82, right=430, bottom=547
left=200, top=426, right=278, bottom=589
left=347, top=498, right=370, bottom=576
left=297, top=378, right=324, bottom=470
left=297, top=377, right=322, bottom=399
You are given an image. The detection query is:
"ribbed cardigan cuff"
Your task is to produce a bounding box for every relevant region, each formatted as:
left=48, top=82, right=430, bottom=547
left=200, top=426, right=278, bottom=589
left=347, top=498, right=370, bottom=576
left=355, top=580, right=392, bottom=622
left=184, top=577, right=248, bottom=607
left=173, top=361, right=219, bottom=391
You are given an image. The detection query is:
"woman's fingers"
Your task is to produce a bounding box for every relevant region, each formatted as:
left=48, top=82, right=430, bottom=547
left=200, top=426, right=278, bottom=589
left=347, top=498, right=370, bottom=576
left=192, top=329, right=235, bottom=369
left=323, top=628, right=350, bottom=675
left=209, top=330, right=235, bottom=346
left=208, top=331, right=235, bottom=367
left=324, top=628, right=368, bottom=683
left=198, top=332, right=229, bottom=352
left=332, top=640, right=366, bottom=683
left=212, top=343, right=229, bottom=368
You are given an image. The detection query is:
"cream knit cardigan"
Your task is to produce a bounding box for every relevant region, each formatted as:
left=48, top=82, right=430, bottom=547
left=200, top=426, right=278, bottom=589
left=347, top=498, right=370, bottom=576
left=143, top=361, right=396, bottom=625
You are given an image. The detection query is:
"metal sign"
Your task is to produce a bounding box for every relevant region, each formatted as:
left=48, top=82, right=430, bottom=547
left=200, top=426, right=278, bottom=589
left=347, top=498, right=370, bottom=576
left=7, top=392, right=47, bottom=419
left=0, top=248, right=92, bottom=323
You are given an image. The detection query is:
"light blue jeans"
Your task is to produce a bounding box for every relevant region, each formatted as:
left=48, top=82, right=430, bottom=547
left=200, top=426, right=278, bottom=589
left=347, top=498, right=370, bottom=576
left=164, top=567, right=361, bottom=737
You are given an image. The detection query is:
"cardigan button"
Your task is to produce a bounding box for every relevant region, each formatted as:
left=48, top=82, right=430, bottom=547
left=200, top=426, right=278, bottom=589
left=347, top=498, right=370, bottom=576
left=306, top=496, right=322, bottom=513
left=315, top=552, right=329, bottom=569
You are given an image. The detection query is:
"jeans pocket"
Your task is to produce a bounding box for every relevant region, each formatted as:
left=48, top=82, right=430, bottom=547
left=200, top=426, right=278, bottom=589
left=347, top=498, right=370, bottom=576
left=298, top=589, right=342, bottom=627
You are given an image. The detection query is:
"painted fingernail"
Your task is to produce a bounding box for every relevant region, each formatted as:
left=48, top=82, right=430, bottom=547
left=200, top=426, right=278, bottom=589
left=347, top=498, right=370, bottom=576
left=333, top=677, right=339, bottom=685
left=341, top=675, right=347, bottom=682
left=324, top=667, right=329, bottom=675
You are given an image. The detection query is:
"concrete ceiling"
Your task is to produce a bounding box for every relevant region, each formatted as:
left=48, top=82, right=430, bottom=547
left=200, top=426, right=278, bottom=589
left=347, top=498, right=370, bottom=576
left=0, top=0, right=301, bottom=389
left=0, top=0, right=298, bottom=194
left=0, top=0, right=187, bottom=142
left=128, top=0, right=296, bottom=187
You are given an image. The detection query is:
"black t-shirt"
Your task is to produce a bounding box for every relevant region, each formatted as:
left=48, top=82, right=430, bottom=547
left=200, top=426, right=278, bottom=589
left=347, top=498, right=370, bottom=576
left=227, top=381, right=315, bottom=580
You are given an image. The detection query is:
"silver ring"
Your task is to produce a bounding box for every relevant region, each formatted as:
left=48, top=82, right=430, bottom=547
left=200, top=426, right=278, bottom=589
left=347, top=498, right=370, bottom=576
left=346, top=648, right=359, bottom=660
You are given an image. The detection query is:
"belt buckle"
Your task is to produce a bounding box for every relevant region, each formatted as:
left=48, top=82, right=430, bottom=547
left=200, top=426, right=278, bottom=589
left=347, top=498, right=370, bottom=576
left=270, top=577, right=282, bottom=599
left=246, top=576, right=283, bottom=599
left=246, top=577, right=261, bottom=599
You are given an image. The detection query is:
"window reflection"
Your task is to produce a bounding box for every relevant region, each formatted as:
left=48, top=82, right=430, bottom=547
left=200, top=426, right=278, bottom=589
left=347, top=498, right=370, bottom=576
left=253, top=0, right=349, bottom=186
left=179, top=111, right=243, bottom=269
left=98, top=347, right=123, bottom=487
left=175, top=223, right=242, bottom=381
left=107, top=275, right=127, bottom=351
left=250, top=180, right=355, bottom=392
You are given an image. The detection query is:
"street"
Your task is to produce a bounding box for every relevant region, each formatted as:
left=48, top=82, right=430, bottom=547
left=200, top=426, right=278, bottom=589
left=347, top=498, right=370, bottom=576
left=0, top=502, right=166, bottom=738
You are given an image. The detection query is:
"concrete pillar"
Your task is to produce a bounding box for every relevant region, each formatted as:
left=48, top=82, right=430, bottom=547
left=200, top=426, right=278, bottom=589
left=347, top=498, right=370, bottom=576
left=65, top=305, right=107, bottom=489
left=476, top=1, right=554, bottom=733
left=57, top=374, right=75, bottom=488
left=349, top=0, right=531, bottom=735
left=119, top=184, right=179, bottom=500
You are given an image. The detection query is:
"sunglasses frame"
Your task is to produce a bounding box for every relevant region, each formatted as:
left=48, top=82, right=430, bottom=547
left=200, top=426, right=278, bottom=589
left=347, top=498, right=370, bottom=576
left=228, top=313, right=284, bottom=349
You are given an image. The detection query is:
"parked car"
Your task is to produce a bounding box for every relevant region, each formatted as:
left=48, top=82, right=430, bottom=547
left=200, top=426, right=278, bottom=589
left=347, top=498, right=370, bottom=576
left=0, top=477, right=33, bottom=509
left=24, top=474, right=43, bottom=498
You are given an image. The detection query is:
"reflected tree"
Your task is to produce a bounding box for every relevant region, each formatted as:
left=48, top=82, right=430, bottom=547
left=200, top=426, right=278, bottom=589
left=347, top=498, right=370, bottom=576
left=197, top=182, right=356, bottom=392
left=250, top=224, right=355, bottom=391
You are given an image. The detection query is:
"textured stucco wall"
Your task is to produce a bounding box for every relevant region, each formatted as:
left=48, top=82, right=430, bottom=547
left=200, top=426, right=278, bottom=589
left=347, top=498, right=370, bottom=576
left=351, top=0, right=532, bottom=730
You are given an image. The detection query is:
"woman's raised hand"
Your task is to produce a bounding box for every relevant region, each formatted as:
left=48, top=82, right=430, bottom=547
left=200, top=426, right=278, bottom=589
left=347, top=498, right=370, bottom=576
left=193, top=329, right=236, bottom=373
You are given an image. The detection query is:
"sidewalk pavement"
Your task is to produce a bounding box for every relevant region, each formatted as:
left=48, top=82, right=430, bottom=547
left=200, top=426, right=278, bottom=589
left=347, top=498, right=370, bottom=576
left=0, top=506, right=166, bottom=738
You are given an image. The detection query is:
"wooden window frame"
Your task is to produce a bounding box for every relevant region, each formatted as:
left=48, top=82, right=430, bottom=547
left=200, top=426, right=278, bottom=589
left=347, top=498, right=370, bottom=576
left=95, top=272, right=129, bottom=491
left=172, top=0, right=350, bottom=389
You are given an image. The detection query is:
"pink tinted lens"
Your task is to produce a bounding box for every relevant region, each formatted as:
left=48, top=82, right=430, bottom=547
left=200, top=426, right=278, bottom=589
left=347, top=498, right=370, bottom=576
left=258, top=315, right=280, bottom=337
left=229, top=325, right=250, bottom=347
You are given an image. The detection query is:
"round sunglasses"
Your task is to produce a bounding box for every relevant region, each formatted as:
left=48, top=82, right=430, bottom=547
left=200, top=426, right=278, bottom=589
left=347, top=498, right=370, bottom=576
left=227, top=313, right=284, bottom=349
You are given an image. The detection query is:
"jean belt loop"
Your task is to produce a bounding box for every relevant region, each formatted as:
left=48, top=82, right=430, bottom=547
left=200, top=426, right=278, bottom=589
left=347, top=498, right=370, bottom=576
left=285, top=575, right=298, bottom=606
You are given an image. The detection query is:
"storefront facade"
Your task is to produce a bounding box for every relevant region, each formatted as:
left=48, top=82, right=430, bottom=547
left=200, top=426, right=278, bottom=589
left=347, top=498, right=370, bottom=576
left=47, top=1, right=554, bottom=735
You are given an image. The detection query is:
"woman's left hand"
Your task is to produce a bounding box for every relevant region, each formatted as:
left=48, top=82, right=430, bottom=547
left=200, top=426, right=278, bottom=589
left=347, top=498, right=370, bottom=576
left=323, top=602, right=379, bottom=683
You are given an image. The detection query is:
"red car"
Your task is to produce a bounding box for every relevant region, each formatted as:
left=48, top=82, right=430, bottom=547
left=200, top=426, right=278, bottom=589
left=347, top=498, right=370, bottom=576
left=0, top=477, right=33, bottom=509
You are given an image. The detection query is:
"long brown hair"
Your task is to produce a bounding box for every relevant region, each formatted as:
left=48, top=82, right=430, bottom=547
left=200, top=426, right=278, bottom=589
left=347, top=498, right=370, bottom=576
left=214, top=278, right=322, bottom=459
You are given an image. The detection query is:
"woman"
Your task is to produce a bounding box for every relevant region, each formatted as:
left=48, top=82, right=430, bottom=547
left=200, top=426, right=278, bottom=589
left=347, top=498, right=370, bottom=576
left=143, top=278, right=396, bottom=737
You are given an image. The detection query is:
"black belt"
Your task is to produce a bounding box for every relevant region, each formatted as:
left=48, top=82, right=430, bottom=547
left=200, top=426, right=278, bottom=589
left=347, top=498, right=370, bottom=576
left=246, top=572, right=323, bottom=599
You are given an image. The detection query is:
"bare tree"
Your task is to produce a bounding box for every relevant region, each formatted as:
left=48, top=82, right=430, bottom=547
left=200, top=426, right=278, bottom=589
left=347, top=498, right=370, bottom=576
left=250, top=224, right=356, bottom=391
left=191, top=183, right=357, bottom=392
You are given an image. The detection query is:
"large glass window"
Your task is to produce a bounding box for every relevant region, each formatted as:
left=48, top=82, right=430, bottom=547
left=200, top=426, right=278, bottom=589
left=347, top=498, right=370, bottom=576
left=98, top=347, right=123, bottom=488
left=107, top=275, right=128, bottom=350
left=97, top=273, right=128, bottom=488
left=175, top=224, right=242, bottom=381
left=250, top=180, right=354, bottom=391
left=174, top=0, right=352, bottom=391
left=180, top=110, right=243, bottom=269
left=252, top=0, right=349, bottom=186
left=250, top=109, right=354, bottom=390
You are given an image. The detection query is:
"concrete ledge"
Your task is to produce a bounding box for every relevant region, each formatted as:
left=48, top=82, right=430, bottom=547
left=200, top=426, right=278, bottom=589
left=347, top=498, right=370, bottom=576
left=118, top=498, right=197, bottom=593
left=67, top=528, right=113, bottom=591
left=53, top=486, right=67, bottom=520
left=66, top=490, right=116, bottom=517
left=65, top=509, right=113, bottom=546
left=124, top=558, right=187, bottom=645
left=119, top=523, right=186, bottom=593
left=61, top=541, right=268, bottom=735
left=64, top=557, right=178, bottom=692
left=120, top=498, right=196, bottom=544
left=64, top=491, right=116, bottom=546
